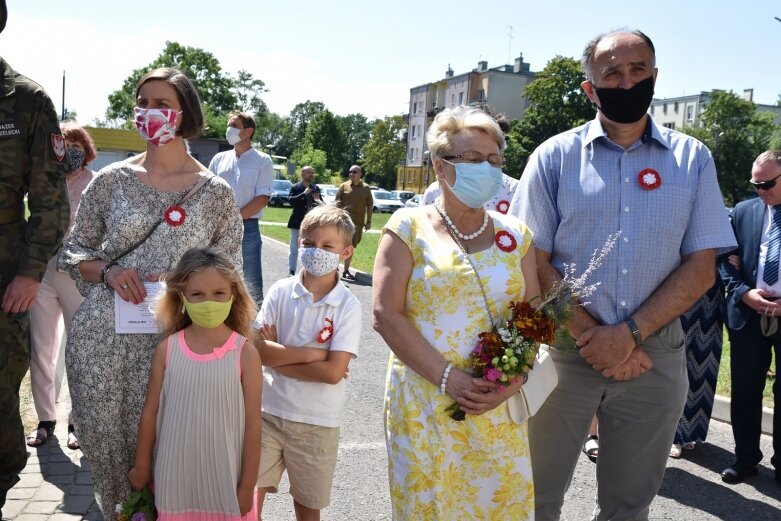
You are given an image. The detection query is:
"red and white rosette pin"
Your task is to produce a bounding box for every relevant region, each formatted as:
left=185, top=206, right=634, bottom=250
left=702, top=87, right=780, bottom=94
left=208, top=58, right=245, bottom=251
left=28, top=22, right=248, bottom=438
left=495, top=230, right=517, bottom=252
left=637, top=168, right=662, bottom=190
left=496, top=200, right=510, bottom=214
left=164, top=205, right=186, bottom=227
left=317, top=318, right=334, bottom=343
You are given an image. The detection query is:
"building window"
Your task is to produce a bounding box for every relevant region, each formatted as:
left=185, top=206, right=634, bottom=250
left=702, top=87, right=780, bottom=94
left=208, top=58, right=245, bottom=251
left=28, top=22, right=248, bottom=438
left=650, top=105, right=655, bottom=115
left=408, top=148, right=414, bottom=160
left=686, top=105, right=694, bottom=122
left=412, top=101, right=417, bottom=115
left=451, top=93, right=455, bottom=105
left=458, top=92, right=464, bottom=105
left=663, top=122, right=675, bottom=130
left=407, top=171, right=414, bottom=183
left=663, top=103, right=667, bottom=115
left=411, top=125, right=416, bottom=139
left=674, top=102, right=679, bottom=113
left=478, top=89, right=485, bottom=101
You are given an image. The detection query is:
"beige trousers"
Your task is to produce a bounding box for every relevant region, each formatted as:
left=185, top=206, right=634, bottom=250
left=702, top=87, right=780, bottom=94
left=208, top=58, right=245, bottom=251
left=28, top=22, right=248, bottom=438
left=29, top=256, right=84, bottom=421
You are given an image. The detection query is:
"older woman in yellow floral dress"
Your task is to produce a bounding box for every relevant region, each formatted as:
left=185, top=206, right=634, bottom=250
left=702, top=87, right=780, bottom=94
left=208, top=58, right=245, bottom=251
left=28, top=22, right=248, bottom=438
left=373, top=106, right=541, bottom=520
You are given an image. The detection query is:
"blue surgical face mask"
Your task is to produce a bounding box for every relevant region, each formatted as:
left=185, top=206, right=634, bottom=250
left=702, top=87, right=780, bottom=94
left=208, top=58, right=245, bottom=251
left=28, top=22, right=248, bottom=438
left=442, top=160, right=503, bottom=208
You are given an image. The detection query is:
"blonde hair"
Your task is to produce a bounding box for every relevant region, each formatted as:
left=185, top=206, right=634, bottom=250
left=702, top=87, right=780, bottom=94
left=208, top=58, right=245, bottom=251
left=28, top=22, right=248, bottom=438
left=426, top=105, right=505, bottom=159
left=300, top=205, right=355, bottom=247
left=156, top=247, right=256, bottom=339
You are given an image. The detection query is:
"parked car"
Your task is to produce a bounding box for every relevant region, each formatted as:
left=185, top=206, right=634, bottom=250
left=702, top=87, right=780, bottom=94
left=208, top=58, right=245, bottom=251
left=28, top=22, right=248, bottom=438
left=269, top=179, right=293, bottom=207
left=321, top=187, right=338, bottom=205
left=405, top=194, right=423, bottom=208
left=390, top=190, right=416, bottom=203
left=372, top=190, right=405, bottom=213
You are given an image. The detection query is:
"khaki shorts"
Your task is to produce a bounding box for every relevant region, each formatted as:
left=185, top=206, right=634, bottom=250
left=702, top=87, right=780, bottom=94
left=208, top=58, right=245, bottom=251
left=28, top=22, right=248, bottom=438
left=351, top=225, right=363, bottom=247
left=258, top=413, right=340, bottom=510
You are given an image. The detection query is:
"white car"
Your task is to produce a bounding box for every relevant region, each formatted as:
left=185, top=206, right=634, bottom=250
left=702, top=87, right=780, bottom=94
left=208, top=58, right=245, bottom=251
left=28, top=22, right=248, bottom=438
left=372, top=190, right=405, bottom=213
left=405, top=194, right=422, bottom=208
left=320, top=187, right=338, bottom=205
left=390, top=190, right=416, bottom=204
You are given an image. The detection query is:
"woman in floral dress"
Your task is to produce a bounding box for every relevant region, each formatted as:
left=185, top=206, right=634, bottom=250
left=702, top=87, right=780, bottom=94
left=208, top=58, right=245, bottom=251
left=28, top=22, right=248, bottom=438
left=373, top=106, right=541, bottom=519
left=59, top=68, right=242, bottom=520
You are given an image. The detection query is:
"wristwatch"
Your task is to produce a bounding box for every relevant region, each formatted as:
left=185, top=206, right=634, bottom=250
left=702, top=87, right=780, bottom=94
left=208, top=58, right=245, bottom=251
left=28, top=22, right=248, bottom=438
left=624, top=317, right=642, bottom=346
left=100, top=262, right=118, bottom=285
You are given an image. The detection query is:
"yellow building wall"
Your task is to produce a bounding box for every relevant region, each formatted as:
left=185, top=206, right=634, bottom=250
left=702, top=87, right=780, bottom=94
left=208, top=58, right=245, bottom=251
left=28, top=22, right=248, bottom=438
left=396, top=166, right=435, bottom=194
left=85, top=127, right=146, bottom=152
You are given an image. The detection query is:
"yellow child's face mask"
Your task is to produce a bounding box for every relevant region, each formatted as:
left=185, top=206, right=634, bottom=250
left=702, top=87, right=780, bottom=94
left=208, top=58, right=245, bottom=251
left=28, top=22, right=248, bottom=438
left=182, top=297, right=233, bottom=329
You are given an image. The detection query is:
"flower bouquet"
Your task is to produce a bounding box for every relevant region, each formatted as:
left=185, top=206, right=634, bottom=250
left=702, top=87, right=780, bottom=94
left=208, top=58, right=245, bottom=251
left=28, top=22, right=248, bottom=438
left=445, top=232, right=620, bottom=421
left=116, top=486, right=157, bottom=521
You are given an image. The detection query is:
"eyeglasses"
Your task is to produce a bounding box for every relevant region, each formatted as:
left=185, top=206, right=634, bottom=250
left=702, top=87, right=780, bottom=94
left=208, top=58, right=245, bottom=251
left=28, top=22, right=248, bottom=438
left=441, top=151, right=506, bottom=168
left=750, top=173, right=781, bottom=191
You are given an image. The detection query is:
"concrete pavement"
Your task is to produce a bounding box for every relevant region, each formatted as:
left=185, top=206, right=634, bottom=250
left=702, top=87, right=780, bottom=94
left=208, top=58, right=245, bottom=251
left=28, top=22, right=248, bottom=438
left=6, top=235, right=779, bottom=520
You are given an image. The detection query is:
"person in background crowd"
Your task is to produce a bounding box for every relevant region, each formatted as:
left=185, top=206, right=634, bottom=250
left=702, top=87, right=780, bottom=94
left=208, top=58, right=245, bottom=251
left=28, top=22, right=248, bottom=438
left=287, top=165, right=321, bottom=275
left=209, top=111, right=274, bottom=304
left=718, top=150, right=781, bottom=485
left=27, top=122, right=97, bottom=451
left=59, top=67, right=242, bottom=520
left=0, top=1, right=69, bottom=516
left=511, top=29, right=735, bottom=519
left=335, top=165, right=372, bottom=280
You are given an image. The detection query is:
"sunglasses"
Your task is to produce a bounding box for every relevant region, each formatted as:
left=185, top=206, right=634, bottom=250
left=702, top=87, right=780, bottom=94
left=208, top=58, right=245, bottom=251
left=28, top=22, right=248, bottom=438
left=750, top=173, right=781, bottom=191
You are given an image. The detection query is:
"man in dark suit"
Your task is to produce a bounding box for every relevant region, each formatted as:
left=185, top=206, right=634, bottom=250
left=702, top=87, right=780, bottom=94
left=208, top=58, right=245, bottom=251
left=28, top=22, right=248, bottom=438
left=719, top=150, right=781, bottom=485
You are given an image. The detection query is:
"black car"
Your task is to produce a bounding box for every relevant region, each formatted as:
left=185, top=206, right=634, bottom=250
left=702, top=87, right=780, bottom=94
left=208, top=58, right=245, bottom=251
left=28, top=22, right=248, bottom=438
left=269, top=179, right=293, bottom=207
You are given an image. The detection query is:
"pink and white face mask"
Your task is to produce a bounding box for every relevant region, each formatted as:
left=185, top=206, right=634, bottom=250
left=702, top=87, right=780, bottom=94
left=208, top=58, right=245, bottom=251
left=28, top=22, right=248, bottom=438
left=134, top=107, right=181, bottom=147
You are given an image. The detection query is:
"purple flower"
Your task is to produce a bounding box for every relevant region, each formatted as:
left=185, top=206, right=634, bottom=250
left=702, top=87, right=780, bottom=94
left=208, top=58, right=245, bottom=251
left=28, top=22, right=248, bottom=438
left=485, top=368, right=501, bottom=381
left=131, top=513, right=148, bottom=521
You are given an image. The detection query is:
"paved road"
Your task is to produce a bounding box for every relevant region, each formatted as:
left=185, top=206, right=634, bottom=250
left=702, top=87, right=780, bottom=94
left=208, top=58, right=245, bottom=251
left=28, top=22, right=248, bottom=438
left=8, top=235, right=780, bottom=520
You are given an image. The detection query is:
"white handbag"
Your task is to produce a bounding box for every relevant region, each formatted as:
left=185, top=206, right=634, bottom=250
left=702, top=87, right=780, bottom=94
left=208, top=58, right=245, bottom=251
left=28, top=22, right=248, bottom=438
left=507, top=344, right=559, bottom=424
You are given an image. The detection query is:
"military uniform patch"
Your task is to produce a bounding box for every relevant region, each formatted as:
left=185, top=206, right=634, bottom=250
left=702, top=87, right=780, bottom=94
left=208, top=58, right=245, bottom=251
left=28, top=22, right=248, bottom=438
left=51, top=133, right=65, bottom=161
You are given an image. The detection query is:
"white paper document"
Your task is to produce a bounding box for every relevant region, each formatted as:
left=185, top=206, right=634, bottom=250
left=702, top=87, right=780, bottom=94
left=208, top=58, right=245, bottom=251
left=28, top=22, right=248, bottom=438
left=114, top=281, right=166, bottom=334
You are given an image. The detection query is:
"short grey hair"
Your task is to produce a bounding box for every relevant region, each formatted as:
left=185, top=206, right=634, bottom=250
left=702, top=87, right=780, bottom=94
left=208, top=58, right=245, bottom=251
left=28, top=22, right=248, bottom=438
left=426, top=105, right=505, bottom=159
left=755, top=150, right=781, bottom=168
left=581, top=29, right=656, bottom=81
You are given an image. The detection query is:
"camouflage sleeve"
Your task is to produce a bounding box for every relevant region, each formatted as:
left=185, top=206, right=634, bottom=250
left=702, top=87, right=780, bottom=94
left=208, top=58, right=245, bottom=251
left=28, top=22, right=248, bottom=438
left=21, top=86, right=69, bottom=281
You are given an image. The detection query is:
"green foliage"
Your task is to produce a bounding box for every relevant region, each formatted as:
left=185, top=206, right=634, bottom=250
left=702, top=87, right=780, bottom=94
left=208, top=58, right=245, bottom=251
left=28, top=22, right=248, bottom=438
left=681, top=90, right=778, bottom=206
left=105, top=42, right=268, bottom=139
left=505, top=56, right=593, bottom=176
left=277, top=100, right=325, bottom=157
left=362, top=115, right=406, bottom=189
left=291, top=143, right=330, bottom=183
left=302, top=109, right=347, bottom=172
left=254, top=111, right=286, bottom=150
left=338, top=113, right=373, bottom=172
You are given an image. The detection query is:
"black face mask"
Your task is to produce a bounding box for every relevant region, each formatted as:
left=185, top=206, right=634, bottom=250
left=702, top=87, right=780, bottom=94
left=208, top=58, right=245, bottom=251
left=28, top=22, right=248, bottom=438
left=594, top=76, right=654, bottom=124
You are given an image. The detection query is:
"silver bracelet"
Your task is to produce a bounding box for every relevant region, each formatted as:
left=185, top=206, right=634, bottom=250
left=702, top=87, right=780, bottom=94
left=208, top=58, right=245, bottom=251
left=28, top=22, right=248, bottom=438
left=439, top=362, right=454, bottom=394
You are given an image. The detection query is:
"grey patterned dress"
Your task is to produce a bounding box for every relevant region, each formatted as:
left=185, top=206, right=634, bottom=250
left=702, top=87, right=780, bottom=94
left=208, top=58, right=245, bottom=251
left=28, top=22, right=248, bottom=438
left=58, top=162, right=242, bottom=521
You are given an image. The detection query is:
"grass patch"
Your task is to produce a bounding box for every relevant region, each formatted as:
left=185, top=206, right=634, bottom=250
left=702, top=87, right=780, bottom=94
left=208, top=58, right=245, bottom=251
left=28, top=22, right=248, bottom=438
left=263, top=206, right=394, bottom=230
left=261, top=223, right=380, bottom=276
left=716, top=331, right=775, bottom=409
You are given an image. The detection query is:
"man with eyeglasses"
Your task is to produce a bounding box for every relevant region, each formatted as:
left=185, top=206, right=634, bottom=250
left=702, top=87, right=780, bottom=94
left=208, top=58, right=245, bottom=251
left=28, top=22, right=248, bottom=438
left=511, top=29, right=735, bottom=520
left=719, top=150, right=781, bottom=486
left=335, top=165, right=373, bottom=280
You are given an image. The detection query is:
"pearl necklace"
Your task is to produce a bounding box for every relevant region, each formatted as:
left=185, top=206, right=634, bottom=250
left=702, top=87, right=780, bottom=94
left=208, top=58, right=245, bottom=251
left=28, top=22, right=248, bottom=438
left=436, top=203, right=489, bottom=241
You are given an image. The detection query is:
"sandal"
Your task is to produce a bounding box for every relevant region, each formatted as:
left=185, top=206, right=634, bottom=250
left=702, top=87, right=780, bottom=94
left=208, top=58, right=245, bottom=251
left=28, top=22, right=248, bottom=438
left=582, top=434, right=599, bottom=463
left=26, top=421, right=56, bottom=447
left=669, top=443, right=682, bottom=458
left=67, top=424, right=80, bottom=450
left=342, top=271, right=355, bottom=280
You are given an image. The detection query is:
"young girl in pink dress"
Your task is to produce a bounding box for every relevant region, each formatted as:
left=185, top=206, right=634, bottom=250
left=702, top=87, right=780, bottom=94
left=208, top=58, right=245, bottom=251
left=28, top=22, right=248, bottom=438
left=128, top=247, right=261, bottom=520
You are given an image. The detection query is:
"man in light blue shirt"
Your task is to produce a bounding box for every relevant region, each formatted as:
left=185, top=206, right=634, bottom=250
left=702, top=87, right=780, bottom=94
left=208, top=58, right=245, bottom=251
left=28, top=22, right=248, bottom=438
left=209, top=112, right=274, bottom=303
left=510, top=30, right=736, bottom=520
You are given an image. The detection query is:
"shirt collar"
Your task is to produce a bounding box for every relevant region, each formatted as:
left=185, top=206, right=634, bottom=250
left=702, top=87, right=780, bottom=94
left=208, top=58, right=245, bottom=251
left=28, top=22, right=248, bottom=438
left=582, top=115, right=671, bottom=151
left=0, top=58, right=16, bottom=97
left=291, top=271, right=349, bottom=305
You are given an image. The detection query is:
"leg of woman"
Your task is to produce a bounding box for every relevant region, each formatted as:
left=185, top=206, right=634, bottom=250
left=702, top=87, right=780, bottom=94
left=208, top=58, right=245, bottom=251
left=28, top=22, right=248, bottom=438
left=28, top=259, right=63, bottom=440
left=56, top=268, right=85, bottom=450
left=67, top=314, right=154, bottom=521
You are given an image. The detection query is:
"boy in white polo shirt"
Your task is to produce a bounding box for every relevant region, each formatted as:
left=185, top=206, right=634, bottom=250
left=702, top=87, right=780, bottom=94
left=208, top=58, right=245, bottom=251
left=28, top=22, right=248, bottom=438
left=253, top=205, right=361, bottom=520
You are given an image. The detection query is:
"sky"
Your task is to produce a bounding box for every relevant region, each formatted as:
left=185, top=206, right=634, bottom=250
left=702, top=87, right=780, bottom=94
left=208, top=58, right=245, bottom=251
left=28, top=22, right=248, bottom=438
left=3, top=0, right=780, bottom=126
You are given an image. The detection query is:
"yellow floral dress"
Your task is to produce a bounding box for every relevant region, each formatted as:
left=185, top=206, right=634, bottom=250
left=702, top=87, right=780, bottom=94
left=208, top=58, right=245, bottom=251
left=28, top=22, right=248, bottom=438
left=383, top=208, right=535, bottom=520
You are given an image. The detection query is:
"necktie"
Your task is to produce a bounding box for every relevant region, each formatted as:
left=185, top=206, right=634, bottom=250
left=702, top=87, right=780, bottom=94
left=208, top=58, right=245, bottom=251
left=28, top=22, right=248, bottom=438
left=763, top=205, right=781, bottom=285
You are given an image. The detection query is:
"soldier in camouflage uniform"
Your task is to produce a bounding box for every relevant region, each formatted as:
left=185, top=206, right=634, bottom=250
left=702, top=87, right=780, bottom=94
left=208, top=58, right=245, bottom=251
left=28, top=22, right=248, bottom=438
left=0, top=1, right=69, bottom=515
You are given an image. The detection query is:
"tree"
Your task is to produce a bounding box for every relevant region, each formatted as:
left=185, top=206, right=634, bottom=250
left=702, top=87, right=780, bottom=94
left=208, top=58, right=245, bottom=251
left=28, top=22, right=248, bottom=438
left=505, top=56, right=594, bottom=176
left=682, top=90, right=778, bottom=205
left=281, top=100, right=325, bottom=154
left=362, top=115, right=406, bottom=189
left=105, top=42, right=268, bottom=138
left=301, top=110, right=346, bottom=172
left=338, top=113, right=373, bottom=172
left=254, top=111, right=286, bottom=150
left=232, top=69, right=268, bottom=115
left=291, top=143, right=330, bottom=184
